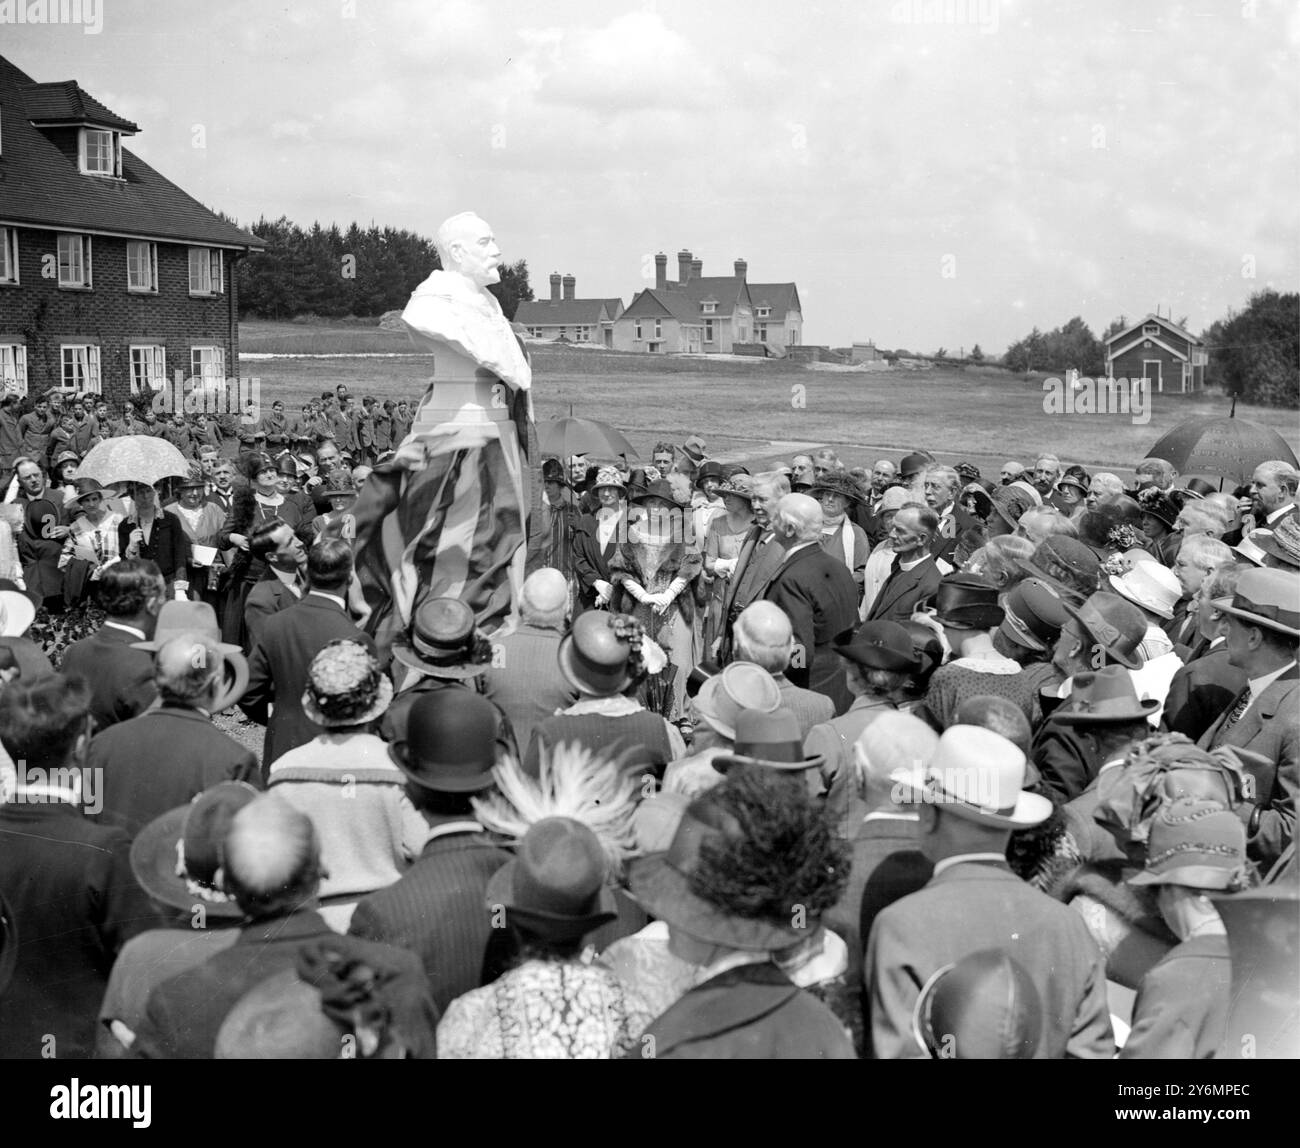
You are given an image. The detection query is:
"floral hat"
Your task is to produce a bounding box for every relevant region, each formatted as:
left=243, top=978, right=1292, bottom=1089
left=301, top=639, right=394, bottom=728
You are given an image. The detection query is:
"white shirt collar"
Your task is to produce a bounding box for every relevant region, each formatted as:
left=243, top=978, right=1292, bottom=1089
left=862, top=810, right=920, bottom=824
left=103, top=621, right=147, bottom=641
left=1246, top=660, right=1296, bottom=708
left=1265, top=503, right=1296, bottom=525
left=932, top=852, right=1006, bottom=877
left=306, top=590, right=345, bottom=609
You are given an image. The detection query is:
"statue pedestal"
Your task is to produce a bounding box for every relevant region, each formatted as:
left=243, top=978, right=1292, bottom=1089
left=409, top=342, right=513, bottom=433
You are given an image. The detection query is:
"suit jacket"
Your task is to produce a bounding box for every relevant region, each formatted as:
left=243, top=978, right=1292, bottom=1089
left=805, top=696, right=897, bottom=838
left=240, top=592, right=373, bottom=771
left=628, top=961, right=855, bottom=1060
left=1198, top=664, right=1298, bottom=873
left=570, top=511, right=623, bottom=611
left=775, top=673, right=835, bottom=736
left=1118, top=935, right=1232, bottom=1060
left=761, top=543, right=859, bottom=709
left=929, top=504, right=979, bottom=567
left=243, top=572, right=302, bottom=648
left=118, top=509, right=190, bottom=584
left=59, top=623, right=158, bottom=733
left=864, top=553, right=941, bottom=625
left=1164, top=645, right=1247, bottom=742
left=87, top=706, right=261, bottom=837
left=719, top=528, right=785, bottom=662
left=1031, top=713, right=1102, bottom=806
left=483, top=624, right=579, bottom=754
left=0, top=801, right=162, bottom=1059
left=866, top=860, right=1115, bottom=1059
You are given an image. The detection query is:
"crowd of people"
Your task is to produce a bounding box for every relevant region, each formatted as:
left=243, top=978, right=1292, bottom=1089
left=0, top=399, right=1296, bottom=1059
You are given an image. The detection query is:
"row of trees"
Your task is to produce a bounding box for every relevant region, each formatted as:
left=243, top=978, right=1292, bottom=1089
left=231, top=216, right=534, bottom=320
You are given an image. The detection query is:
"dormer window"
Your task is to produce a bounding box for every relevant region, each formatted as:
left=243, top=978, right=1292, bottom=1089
left=756, top=307, right=771, bottom=318
left=701, top=302, right=717, bottom=314
left=1143, top=323, right=1159, bottom=336
left=80, top=128, right=122, bottom=177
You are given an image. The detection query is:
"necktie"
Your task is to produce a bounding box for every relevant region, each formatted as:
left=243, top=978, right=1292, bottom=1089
left=1221, top=686, right=1252, bottom=730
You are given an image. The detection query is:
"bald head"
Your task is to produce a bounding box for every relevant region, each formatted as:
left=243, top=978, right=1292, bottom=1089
left=519, top=567, right=568, bottom=628
left=734, top=601, right=794, bottom=673
left=222, top=794, right=321, bottom=919
left=155, top=635, right=223, bottom=708
left=854, top=712, right=939, bottom=814
left=773, top=493, right=823, bottom=546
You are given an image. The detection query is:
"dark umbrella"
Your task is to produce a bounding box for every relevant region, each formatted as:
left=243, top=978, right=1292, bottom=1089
left=537, top=416, right=639, bottom=462
left=1145, top=407, right=1298, bottom=488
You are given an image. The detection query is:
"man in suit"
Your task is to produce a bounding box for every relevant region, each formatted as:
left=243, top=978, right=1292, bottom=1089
left=240, top=537, right=373, bottom=773
left=866, top=725, right=1115, bottom=1059
left=88, top=632, right=259, bottom=837
left=484, top=568, right=578, bottom=753
left=60, top=559, right=164, bottom=732
left=718, top=471, right=789, bottom=663
left=1165, top=561, right=1249, bottom=740
left=243, top=518, right=307, bottom=648
left=923, top=465, right=978, bottom=568
left=1239, top=461, right=1299, bottom=536
left=13, top=456, right=69, bottom=607
left=349, top=691, right=513, bottom=1015
left=131, top=793, right=438, bottom=1059
left=1198, top=567, right=1299, bottom=874
left=0, top=675, right=162, bottom=1059
left=1166, top=535, right=1234, bottom=647
left=731, top=601, right=833, bottom=735
left=761, top=494, right=859, bottom=713
left=863, top=504, right=942, bottom=625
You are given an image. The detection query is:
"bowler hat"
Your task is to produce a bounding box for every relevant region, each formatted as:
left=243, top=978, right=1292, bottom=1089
left=1129, top=798, right=1251, bottom=891
left=693, top=661, right=781, bottom=738
left=834, top=621, right=919, bottom=672
left=1182, top=478, right=1217, bottom=499
left=998, top=578, right=1069, bottom=652
left=1053, top=666, right=1160, bottom=725
left=1256, top=517, right=1300, bottom=570
left=808, top=470, right=866, bottom=505
left=913, top=950, right=1043, bottom=1059
left=301, top=638, right=393, bottom=727
left=899, top=452, right=932, bottom=479
left=712, top=708, right=825, bottom=773
left=1063, top=592, right=1148, bottom=670
left=933, top=572, right=1004, bottom=630
left=557, top=611, right=637, bottom=697
left=1108, top=559, right=1182, bottom=620
left=392, top=597, right=492, bottom=679
left=1211, top=567, right=1300, bottom=638
left=390, top=691, right=499, bottom=792
left=484, top=818, right=617, bottom=941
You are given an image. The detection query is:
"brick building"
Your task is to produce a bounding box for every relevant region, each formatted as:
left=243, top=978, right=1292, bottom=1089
left=515, top=273, right=623, bottom=347
left=0, top=54, right=263, bottom=407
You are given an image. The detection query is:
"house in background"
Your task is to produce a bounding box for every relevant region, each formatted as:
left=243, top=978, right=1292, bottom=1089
left=514, top=273, right=623, bottom=347
left=1104, top=314, right=1207, bottom=393
left=0, top=54, right=263, bottom=404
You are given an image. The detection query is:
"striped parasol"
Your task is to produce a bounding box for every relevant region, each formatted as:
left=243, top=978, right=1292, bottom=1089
left=73, top=435, right=191, bottom=488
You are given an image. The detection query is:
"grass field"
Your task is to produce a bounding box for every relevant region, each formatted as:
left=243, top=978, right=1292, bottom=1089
left=239, top=320, right=1300, bottom=481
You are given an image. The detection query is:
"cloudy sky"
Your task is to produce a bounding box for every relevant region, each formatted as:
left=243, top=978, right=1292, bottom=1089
left=7, top=0, right=1297, bottom=351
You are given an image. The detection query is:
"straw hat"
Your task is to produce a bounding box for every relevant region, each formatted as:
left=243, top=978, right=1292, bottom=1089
left=1108, top=559, right=1184, bottom=620
left=1210, top=567, right=1300, bottom=638
left=693, top=661, right=781, bottom=739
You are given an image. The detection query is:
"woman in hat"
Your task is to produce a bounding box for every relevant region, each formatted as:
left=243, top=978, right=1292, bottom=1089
left=810, top=471, right=871, bottom=593
left=701, top=474, right=755, bottom=654
left=165, top=469, right=227, bottom=609
left=56, top=479, right=124, bottom=607
left=310, top=468, right=359, bottom=542
left=1137, top=486, right=1186, bottom=567
left=1052, top=466, right=1090, bottom=519
left=690, top=460, right=726, bottom=541
left=119, top=480, right=191, bottom=601
left=609, top=478, right=703, bottom=730
left=963, top=533, right=1035, bottom=593
left=50, top=449, right=81, bottom=502
left=571, top=466, right=628, bottom=613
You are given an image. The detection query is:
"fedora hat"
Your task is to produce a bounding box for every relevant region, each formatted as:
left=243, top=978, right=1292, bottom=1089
left=301, top=639, right=393, bottom=728
left=1257, top=517, right=1300, bottom=570
left=713, top=708, right=825, bottom=773
left=717, top=474, right=755, bottom=502
left=484, top=817, right=617, bottom=941
left=129, top=781, right=259, bottom=918
left=913, top=950, right=1043, bottom=1059
left=998, top=578, right=1070, bottom=652
left=62, top=477, right=108, bottom=510
left=1233, top=530, right=1271, bottom=568
left=1052, top=666, right=1160, bottom=725
left=1108, top=559, right=1182, bottom=620
left=894, top=724, right=1051, bottom=829
left=693, top=661, right=781, bottom=739
left=933, top=572, right=1004, bottom=630
left=591, top=466, right=626, bottom=493
left=808, top=470, right=866, bottom=505
left=834, top=620, right=919, bottom=672
left=1063, top=592, right=1147, bottom=670
left=0, top=589, right=36, bottom=638
left=1211, top=567, right=1300, bottom=638
left=389, top=691, right=499, bottom=793
left=392, top=597, right=492, bottom=680
left=557, top=611, right=637, bottom=697
left=1129, top=798, right=1250, bottom=891
left=132, top=600, right=241, bottom=656
left=679, top=435, right=707, bottom=464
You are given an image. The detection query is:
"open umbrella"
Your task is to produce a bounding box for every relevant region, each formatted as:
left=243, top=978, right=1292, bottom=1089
left=73, top=435, right=191, bottom=488
left=537, top=417, right=638, bottom=463
left=1145, top=409, right=1298, bottom=488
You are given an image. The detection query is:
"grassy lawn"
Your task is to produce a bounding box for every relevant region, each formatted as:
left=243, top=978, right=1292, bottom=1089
left=239, top=320, right=1299, bottom=480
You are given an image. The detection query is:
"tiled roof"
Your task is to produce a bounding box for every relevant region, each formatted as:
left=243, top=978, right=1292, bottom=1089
left=621, top=288, right=704, bottom=325
left=0, top=55, right=262, bottom=249
left=748, top=282, right=801, bottom=316
left=20, top=79, right=140, bottom=131
left=515, top=298, right=611, bottom=325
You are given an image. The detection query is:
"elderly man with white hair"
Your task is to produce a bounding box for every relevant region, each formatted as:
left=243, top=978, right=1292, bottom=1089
left=732, top=601, right=834, bottom=735
left=923, top=464, right=977, bottom=567
left=484, top=567, right=580, bottom=752
left=1087, top=472, right=1125, bottom=509
left=762, top=493, right=860, bottom=713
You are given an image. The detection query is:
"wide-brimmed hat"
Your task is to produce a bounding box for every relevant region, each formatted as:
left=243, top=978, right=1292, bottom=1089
left=1008, top=479, right=1043, bottom=506
left=133, top=600, right=241, bottom=656
left=320, top=468, right=357, bottom=499
left=1108, top=559, right=1182, bottom=620
left=913, top=949, right=1043, bottom=1059
left=301, top=638, right=393, bottom=727
left=0, top=589, right=34, bottom=639
left=1063, top=592, right=1148, bottom=670
left=63, top=477, right=109, bottom=509
left=693, top=661, right=781, bottom=739
left=998, top=578, right=1070, bottom=652
left=717, top=474, right=755, bottom=503
left=129, top=781, right=259, bottom=918
left=1211, top=567, right=1300, bottom=638
left=991, top=485, right=1036, bottom=528
left=1053, top=666, right=1160, bottom=725
left=484, top=817, right=617, bottom=941
left=388, top=690, right=499, bottom=793
left=591, top=466, right=626, bottom=493
left=713, top=708, right=825, bottom=773
left=557, top=611, right=638, bottom=697
left=933, top=572, right=1004, bottom=630
left=1137, top=488, right=1184, bottom=530
left=633, top=477, right=687, bottom=507
left=808, top=470, right=866, bottom=505
left=176, top=470, right=207, bottom=491
left=1257, top=517, right=1300, bottom=570
left=679, top=435, right=707, bottom=464
left=833, top=621, right=919, bottom=672
left=53, top=449, right=80, bottom=468
left=1015, top=536, right=1100, bottom=602
left=627, top=799, right=810, bottom=951
left=954, top=461, right=982, bottom=485
left=392, top=597, right=492, bottom=680
left=1129, top=798, right=1251, bottom=890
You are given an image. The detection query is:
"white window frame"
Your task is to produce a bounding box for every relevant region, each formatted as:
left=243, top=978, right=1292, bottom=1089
left=61, top=344, right=102, bottom=393
left=704, top=319, right=715, bottom=342
left=574, top=326, right=589, bottom=342
left=0, top=227, right=17, bottom=284
left=188, top=248, right=224, bottom=295
left=634, top=321, right=643, bottom=340
left=129, top=344, right=167, bottom=394
left=756, top=307, right=771, bottom=318
left=58, top=233, right=92, bottom=288
left=758, top=323, right=768, bottom=341
left=0, top=344, right=27, bottom=397
left=191, top=345, right=226, bottom=388
left=80, top=128, right=122, bottom=177
left=654, top=319, right=662, bottom=338
left=126, top=241, right=158, bottom=293
left=701, top=302, right=717, bottom=314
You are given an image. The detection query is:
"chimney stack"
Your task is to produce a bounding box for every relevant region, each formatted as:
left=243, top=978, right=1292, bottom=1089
left=691, top=258, right=703, bottom=280
left=734, top=258, right=747, bottom=281
left=549, top=272, right=561, bottom=303
left=655, top=252, right=668, bottom=292
left=678, top=249, right=693, bottom=285
left=562, top=274, right=575, bottom=301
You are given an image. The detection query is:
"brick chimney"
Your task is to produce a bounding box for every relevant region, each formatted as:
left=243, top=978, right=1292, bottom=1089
left=691, top=258, right=703, bottom=280
left=549, top=272, right=561, bottom=302
left=677, top=249, right=692, bottom=285
left=734, top=258, right=747, bottom=281
left=655, top=252, right=667, bottom=291
left=562, top=274, right=575, bottom=301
